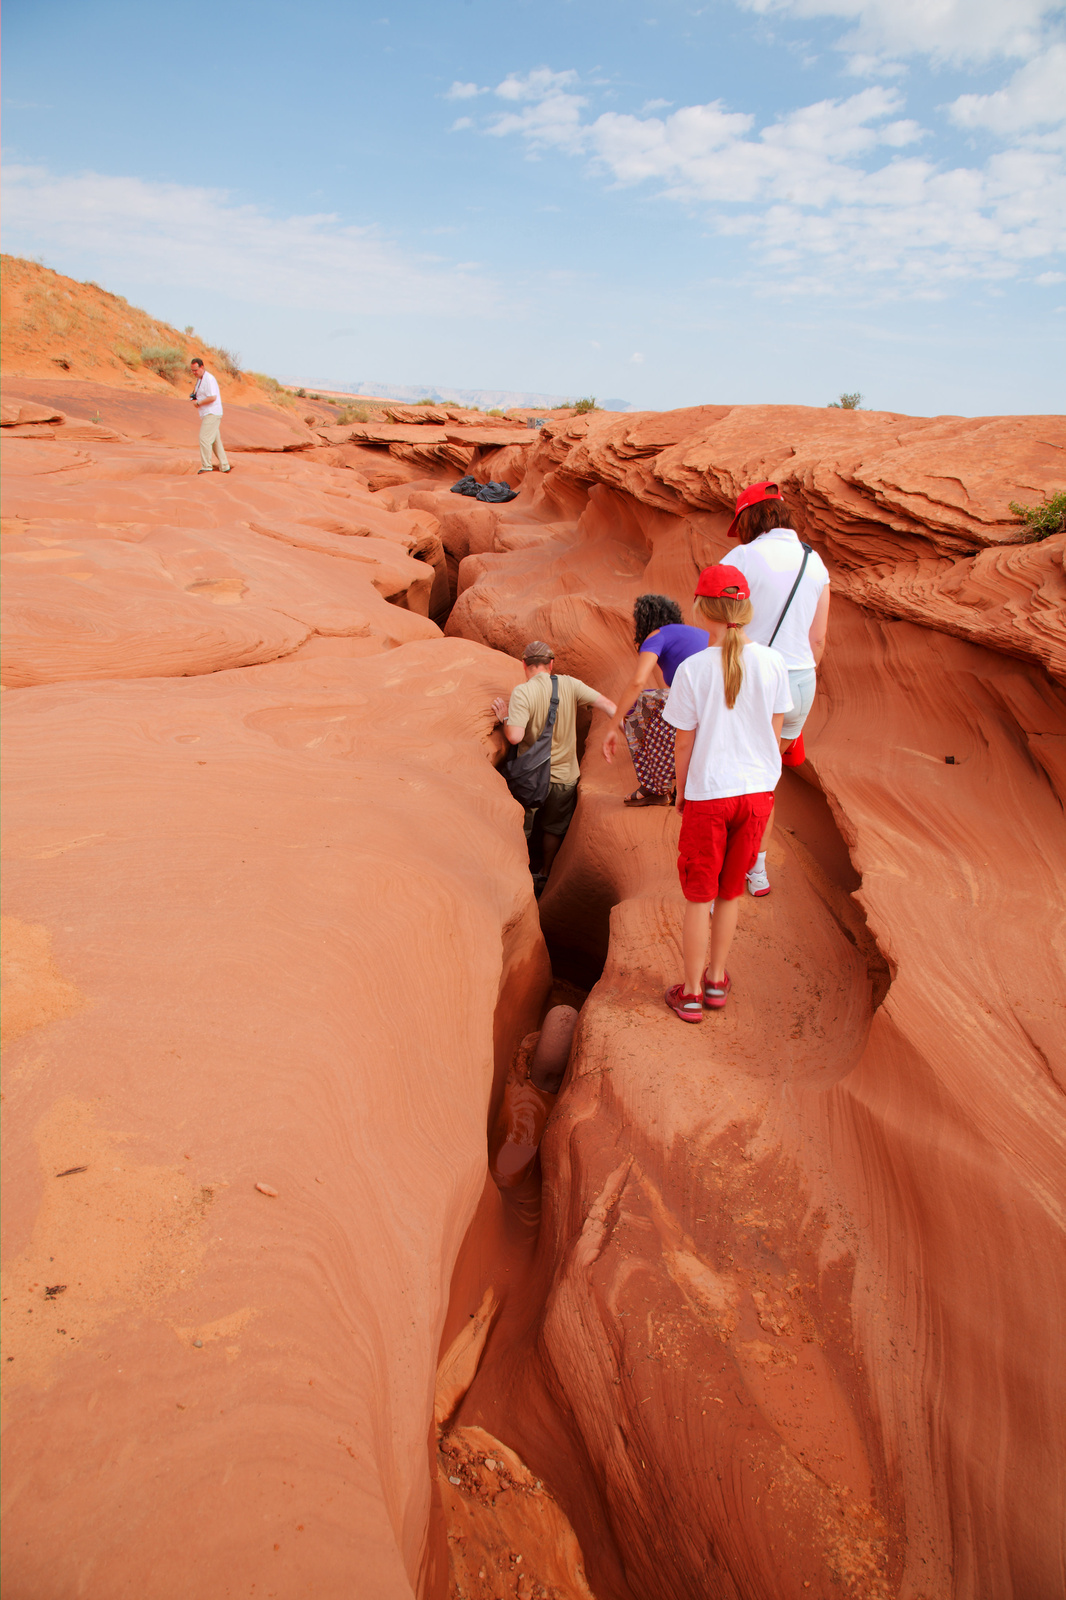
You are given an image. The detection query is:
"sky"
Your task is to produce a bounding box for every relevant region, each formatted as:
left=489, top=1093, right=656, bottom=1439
left=3, top=0, right=1065, bottom=415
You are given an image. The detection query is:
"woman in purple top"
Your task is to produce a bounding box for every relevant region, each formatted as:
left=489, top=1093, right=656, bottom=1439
left=602, top=594, right=708, bottom=805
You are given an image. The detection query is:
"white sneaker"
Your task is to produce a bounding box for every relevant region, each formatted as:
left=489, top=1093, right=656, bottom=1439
left=746, top=865, right=771, bottom=897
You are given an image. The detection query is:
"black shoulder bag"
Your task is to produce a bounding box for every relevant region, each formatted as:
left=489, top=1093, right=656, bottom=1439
left=503, top=676, right=559, bottom=808
left=767, top=544, right=813, bottom=647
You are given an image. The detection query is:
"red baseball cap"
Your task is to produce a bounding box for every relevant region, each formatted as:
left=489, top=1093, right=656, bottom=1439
left=726, top=480, right=783, bottom=540
left=694, top=563, right=750, bottom=599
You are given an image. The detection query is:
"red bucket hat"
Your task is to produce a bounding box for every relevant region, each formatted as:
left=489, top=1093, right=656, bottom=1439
left=726, top=480, right=783, bottom=541
left=694, top=563, right=750, bottom=600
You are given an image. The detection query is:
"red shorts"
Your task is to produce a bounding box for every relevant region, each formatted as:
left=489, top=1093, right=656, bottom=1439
left=677, top=792, right=774, bottom=902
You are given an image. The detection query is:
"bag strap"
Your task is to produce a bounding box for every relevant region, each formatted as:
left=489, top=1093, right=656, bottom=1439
left=504, top=675, right=559, bottom=768
left=544, top=675, right=559, bottom=733
left=767, top=544, right=812, bottom=648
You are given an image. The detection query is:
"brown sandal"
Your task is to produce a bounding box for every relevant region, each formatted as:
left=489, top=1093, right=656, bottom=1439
left=624, top=787, right=667, bottom=806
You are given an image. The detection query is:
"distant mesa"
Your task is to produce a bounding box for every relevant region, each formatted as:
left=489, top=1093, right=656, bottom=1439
left=283, top=378, right=634, bottom=412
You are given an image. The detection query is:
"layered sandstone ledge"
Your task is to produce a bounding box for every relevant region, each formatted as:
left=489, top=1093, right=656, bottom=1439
left=2, top=376, right=1064, bottom=1600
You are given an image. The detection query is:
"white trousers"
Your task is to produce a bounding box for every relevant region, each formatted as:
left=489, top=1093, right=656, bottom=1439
left=199, top=413, right=229, bottom=470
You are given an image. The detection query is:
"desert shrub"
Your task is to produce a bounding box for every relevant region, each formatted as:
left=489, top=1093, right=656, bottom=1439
left=487, top=408, right=505, bottom=417
left=248, top=373, right=298, bottom=410
left=335, top=404, right=370, bottom=424
left=140, top=344, right=185, bottom=381
left=573, top=396, right=598, bottom=414
left=184, top=324, right=194, bottom=334
left=296, top=387, right=307, bottom=398
left=1008, top=490, right=1066, bottom=542
left=114, top=343, right=141, bottom=369
left=216, top=347, right=242, bottom=378
left=828, top=392, right=863, bottom=409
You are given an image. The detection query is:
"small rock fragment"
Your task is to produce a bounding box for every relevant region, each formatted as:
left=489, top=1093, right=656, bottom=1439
left=255, top=1182, right=278, bottom=1197
left=193, top=1339, right=203, bottom=1348
left=448, top=1475, right=461, bottom=1485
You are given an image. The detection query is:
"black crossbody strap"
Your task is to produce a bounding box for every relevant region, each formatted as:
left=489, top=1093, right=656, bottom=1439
left=767, top=544, right=812, bottom=648
left=545, top=675, right=559, bottom=731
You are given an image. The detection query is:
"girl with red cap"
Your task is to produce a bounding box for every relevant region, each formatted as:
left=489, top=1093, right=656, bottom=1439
left=725, top=481, right=831, bottom=896
left=660, top=564, right=793, bottom=1021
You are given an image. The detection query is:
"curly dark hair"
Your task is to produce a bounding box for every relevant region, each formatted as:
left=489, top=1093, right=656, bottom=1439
left=633, top=592, right=683, bottom=648
left=735, top=499, right=797, bottom=544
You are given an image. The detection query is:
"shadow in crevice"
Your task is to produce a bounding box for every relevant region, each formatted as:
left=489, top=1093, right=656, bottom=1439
left=777, top=766, right=892, bottom=1009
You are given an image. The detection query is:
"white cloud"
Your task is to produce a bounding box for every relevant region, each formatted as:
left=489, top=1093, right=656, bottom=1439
left=844, top=52, right=907, bottom=78
left=949, top=45, right=1066, bottom=135
left=487, top=69, right=588, bottom=150
left=446, top=81, right=483, bottom=99
left=451, top=117, right=474, bottom=131
left=738, top=0, right=1063, bottom=65
left=1, top=165, right=502, bottom=318
left=628, top=352, right=645, bottom=363
left=470, top=68, right=1066, bottom=292
left=494, top=68, right=581, bottom=103
left=1036, top=270, right=1066, bottom=283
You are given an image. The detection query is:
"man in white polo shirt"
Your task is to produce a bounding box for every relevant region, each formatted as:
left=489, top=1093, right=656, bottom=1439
left=189, top=358, right=231, bottom=474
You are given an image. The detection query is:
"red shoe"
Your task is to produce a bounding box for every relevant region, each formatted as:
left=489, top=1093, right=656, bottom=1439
left=664, top=984, right=703, bottom=1023
left=701, top=969, right=731, bottom=1009
left=781, top=732, right=806, bottom=767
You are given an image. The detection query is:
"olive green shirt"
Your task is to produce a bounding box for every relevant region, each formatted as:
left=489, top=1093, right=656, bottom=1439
left=507, top=672, right=599, bottom=785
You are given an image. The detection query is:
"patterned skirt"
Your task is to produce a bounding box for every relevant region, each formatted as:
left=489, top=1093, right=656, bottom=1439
left=623, top=690, right=676, bottom=796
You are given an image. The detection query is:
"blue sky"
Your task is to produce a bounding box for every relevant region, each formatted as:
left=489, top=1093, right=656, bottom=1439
left=3, top=0, right=1065, bottom=414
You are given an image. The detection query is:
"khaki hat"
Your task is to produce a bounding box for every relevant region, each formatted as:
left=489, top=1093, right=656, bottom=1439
left=522, top=640, right=555, bottom=663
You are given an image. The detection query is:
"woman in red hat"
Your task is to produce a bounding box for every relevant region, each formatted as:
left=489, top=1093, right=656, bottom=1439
left=724, top=482, right=831, bottom=896
left=660, top=564, right=793, bottom=1022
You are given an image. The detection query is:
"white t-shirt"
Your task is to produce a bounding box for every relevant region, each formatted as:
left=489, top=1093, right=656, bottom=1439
left=663, top=641, right=793, bottom=800
left=193, top=371, right=223, bottom=418
left=726, top=530, right=829, bottom=670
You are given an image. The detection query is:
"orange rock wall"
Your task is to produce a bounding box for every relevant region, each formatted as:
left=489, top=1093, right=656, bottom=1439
left=0, top=375, right=555, bottom=1598
left=442, top=406, right=1066, bottom=1599
left=3, top=373, right=1064, bottom=1600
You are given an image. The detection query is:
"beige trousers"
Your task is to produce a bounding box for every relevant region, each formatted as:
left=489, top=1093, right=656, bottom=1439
left=199, top=413, right=229, bottom=470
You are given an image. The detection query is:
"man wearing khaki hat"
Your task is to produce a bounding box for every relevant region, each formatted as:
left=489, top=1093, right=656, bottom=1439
left=492, top=641, right=616, bottom=889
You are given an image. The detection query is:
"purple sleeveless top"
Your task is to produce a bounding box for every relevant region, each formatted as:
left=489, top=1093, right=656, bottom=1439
left=640, top=623, right=708, bottom=686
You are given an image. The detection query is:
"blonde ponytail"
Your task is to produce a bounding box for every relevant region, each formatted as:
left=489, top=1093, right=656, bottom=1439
left=695, top=593, right=754, bottom=709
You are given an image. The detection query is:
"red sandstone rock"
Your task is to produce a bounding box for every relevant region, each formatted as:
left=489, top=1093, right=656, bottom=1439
left=0, top=426, right=455, bottom=684
left=1, top=398, right=66, bottom=426
left=440, top=405, right=1066, bottom=1600
left=460, top=407, right=1066, bottom=683
left=3, top=379, right=318, bottom=451
left=3, top=345, right=1064, bottom=1600
left=1, top=642, right=552, bottom=1599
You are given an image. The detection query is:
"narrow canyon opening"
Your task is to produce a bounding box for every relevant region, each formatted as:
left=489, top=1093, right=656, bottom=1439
left=427, top=702, right=896, bottom=1599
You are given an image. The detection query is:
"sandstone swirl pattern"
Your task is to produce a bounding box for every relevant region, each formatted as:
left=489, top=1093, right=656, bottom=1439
left=2, top=368, right=1064, bottom=1600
